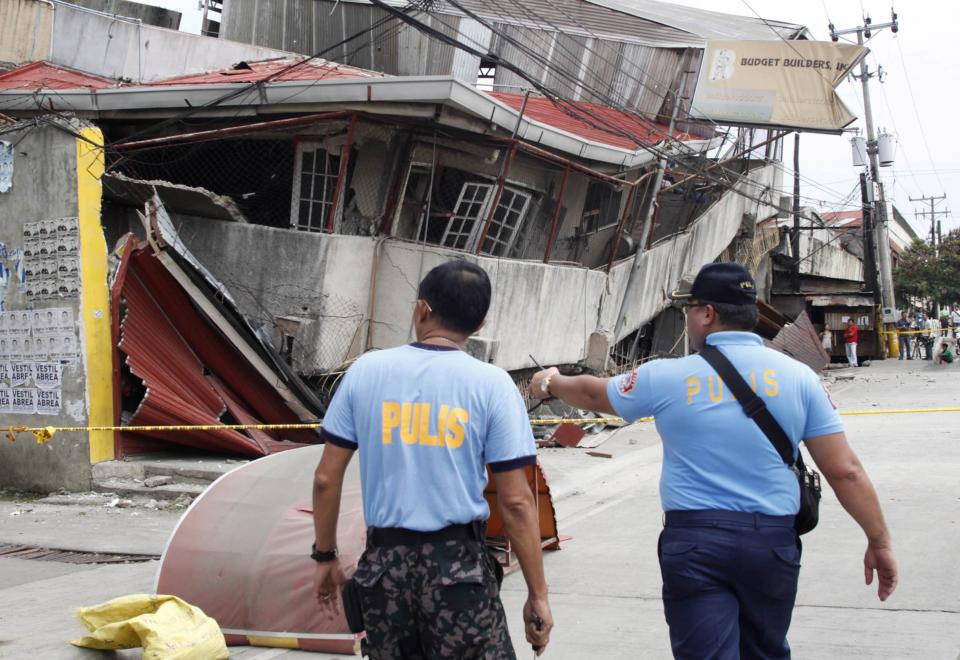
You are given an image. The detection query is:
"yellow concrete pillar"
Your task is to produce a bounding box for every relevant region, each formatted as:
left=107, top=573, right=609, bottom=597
left=76, top=128, right=115, bottom=463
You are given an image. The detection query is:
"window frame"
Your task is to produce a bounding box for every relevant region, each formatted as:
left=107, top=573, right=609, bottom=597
left=290, top=141, right=343, bottom=233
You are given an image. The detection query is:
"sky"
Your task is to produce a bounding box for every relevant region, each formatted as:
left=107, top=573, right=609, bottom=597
left=151, top=0, right=957, bottom=238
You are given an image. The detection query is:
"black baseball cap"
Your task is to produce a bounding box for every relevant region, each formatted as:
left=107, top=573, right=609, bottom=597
left=669, top=262, right=757, bottom=305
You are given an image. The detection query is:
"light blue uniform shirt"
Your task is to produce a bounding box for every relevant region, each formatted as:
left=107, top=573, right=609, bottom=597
left=322, top=343, right=536, bottom=531
left=607, top=331, right=843, bottom=515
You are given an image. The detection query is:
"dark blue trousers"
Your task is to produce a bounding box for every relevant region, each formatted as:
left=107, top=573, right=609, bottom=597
left=658, top=510, right=801, bottom=660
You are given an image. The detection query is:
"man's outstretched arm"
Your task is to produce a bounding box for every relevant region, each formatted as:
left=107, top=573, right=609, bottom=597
left=529, top=367, right=616, bottom=414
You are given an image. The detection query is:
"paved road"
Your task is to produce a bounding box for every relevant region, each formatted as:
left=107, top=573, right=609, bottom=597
left=0, top=358, right=958, bottom=659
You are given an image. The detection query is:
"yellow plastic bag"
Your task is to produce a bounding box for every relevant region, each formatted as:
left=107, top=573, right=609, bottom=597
left=71, top=594, right=229, bottom=660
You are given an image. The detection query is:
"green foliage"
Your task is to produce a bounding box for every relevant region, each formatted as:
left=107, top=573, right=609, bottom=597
left=894, top=230, right=960, bottom=307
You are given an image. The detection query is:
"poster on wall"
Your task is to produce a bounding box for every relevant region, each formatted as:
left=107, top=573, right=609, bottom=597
left=0, top=387, right=10, bottom=413
left=36, top=388, right=61, bottom=415
left=0, top=362, right=8, bottom=384
left=54, top=306, right=74, bottom=331
left=55, top=217, right=78, bottom=236
left=34, top=362, right=61, bottom=390
left=8, top=335, right=28, bottom=361
left=11, top=362, right=32, bottom=387
left=11, top=388, right=36, bottom=414
left=0, top=140, right=13, bottom=194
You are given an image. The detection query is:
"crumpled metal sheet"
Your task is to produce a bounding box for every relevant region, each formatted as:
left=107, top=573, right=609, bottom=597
left=766, top=310, right=830, bottom=374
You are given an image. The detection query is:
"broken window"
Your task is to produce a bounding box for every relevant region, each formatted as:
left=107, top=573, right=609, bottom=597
left=478, top=187, right=531, bottom=256
left=108, top=138, right=295, bottom=228
left=580, top=180, right=623, bottom=233
left=395, top=160, right=534, bottom=257
left=291, top=142, right=342, bottom=233
left=477, top=57, right=497, bottom=91
left=439, top=182, right=531, bottom=256
left=441, top=182, right=495, bottom=250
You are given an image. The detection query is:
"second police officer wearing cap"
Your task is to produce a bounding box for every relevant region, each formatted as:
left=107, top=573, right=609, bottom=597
left=529, top=262, right=898, bottom=659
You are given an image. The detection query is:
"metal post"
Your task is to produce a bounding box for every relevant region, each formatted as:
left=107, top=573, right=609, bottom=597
left=543, top=165, right=571, bottom=264
left=613, top=56, right=688, bottom=341
left=607, top=184, right=639, bottom=273
left=792, top=132, right=801, bottom=293
left=326, top=113, right=358, bottom=234
left=476, top=90, right=530, bottom=254
left=860, top=173, right=881, bottom=305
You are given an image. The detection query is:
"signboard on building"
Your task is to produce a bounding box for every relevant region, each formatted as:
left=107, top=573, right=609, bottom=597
left=690, top=40, right=868, bottom=133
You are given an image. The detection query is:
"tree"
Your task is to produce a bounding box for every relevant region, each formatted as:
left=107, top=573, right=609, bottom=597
left=894, top=230, right=960, bottom=309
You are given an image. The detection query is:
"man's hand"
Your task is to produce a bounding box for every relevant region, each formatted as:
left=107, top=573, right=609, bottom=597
left=529, top=368, right=559, bottom=401
left=864, top=542, right=898, bottom=601
left=523, top=595, right=553, bottom=656
left=314, top=559, right=347, bottom=618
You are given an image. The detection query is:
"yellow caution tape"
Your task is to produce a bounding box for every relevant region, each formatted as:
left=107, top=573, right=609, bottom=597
left=839, top=406, right=960, bottom=416
left=5, top=422, right=322, bottom=444
left=6, top=407, right=960, bottom=444
left=878, top=328, right=955, bottom=336
left=530, top=417, right=631, bottom=425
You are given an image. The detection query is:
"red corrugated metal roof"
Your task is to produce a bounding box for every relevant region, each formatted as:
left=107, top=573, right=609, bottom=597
left=0, top=60, right=696, bottom=153
left=0, top=61, right=116, bottom=90
left=116, top=245, right=316, bottom=457
left=146, top=56, right=385, bottom=86
left=821, top=210, right=863, bottom=227
left=491, top=92, right=696, bottom=150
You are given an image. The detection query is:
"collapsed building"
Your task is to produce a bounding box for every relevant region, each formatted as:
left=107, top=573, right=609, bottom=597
left=0, top=0, right=848, bottom=492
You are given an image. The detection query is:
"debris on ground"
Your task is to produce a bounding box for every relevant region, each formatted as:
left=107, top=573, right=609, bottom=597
left=143, top=476, right=174, bottom=488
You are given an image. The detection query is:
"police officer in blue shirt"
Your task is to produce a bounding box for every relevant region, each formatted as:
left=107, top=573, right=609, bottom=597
left=312, top=260, right=553, bottom=659
left=529, top=262, right=898, bottom=659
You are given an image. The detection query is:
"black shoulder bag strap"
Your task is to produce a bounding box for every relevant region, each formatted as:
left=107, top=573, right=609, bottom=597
left=698, top=345, right=796, bottom=468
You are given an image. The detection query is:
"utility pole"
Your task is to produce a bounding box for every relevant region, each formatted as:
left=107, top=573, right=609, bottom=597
left=909, top=193, right=948, bottom=253
left=910, top=193, right=949, bottom=316
left=860, top=173, right=881, bottom=304
left=831, top=11, right=899, bottom=356
left=791, top=132, right=801, bottom=293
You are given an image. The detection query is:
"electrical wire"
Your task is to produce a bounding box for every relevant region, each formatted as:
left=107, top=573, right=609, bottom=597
left=399, top=1, right=851, bottom=216
left=894, top=37, right=948, bottom=200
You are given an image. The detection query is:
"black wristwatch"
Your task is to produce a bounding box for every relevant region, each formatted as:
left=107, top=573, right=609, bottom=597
left=311, top=543, right=339, bottom=563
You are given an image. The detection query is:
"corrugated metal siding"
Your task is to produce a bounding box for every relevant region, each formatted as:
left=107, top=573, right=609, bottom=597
left=255, top=0, right=286, bottom=54
left=443, top=0, right=700, bottom=47
left=0, top=0, right=54, bottom=65
left=426, top=14, right=458, bottom=76
left=544, top=33, right=586, bottom=99
left=344, top=3, right=373, bottom=67
left=451, top=17, right=490, bottom=81
left=222, top=0, right=701, bottom=50
left=286, top=0, right=315, bottom=56
left=799, top=233, right=864, bottom=282
left=370, top=5, right=401, bottom=73
left=584, top=0, right=807, bottom=42
left=219, top=0, right=695, bottom=119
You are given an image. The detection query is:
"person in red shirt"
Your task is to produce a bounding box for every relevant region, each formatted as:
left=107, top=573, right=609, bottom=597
left=844, top=318, right=859, bottom=367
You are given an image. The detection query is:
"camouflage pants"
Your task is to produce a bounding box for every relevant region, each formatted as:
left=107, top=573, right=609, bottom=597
left=352, top=538, right=516, bottom=660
